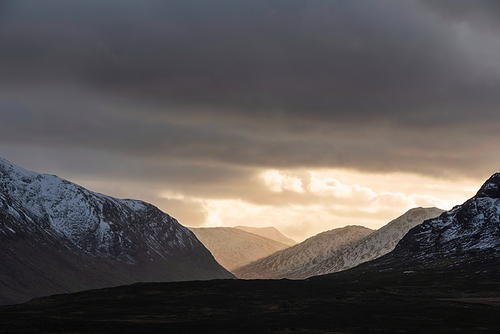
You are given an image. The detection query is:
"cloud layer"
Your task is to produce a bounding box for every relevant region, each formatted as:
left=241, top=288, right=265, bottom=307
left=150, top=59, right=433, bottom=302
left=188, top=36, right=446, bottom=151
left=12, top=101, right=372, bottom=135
left=0, top=0, right=498, bottom=239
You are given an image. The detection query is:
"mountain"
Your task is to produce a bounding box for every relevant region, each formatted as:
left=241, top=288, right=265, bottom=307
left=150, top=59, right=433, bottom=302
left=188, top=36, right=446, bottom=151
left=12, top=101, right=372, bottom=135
left=284, top=207, right=444, bottom=279
left=353, top=173, right=500, bottom=273
left=234, top=225, right=296, bottom=246
left=5, top=177, right=500, bottom=333
left=189, top=227, right=290, bottom=271
left=234, top=207, right=443, bottom=279
left=233, top=225, right=373, bottom=279
left=0, top=157, right=233, bottom=305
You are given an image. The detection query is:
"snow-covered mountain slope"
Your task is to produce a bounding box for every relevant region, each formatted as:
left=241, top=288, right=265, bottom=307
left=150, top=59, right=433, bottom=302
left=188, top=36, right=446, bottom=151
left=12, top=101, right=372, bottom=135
left=234, top=226, right=296, bottom=246
left=0, top=157, right=233, bottom=305
left=233, top=225, right=373, bottom=279
left=360, top=173, right=500, bottom=272
left=234, top=208, right=443, bottom=280
left=189, top=227, right=290, bottom=271
left=281, top=207, right=444, bottom=279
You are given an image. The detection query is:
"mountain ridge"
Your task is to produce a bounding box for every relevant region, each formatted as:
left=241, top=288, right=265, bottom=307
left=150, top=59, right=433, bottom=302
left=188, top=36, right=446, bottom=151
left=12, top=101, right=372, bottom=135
left=234, top=207, right=443, bottom=279
left=234, top=225, right=296, bottom=246
left=189, top=227, right=290, bottom=270
left=327, top=172, right=500, bottom=275
left=233, top=225, right=373, bottom=279
left=0, top=157, right=233, bottom=305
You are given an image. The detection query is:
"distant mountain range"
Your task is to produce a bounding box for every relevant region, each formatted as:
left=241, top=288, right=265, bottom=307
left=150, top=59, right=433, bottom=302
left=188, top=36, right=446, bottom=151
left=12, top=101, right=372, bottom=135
left=233, top=225, right=373, bottom=279
left=234, top=226, right=296, bottom=246
left=353, top=173, right=500, bottom=273
left=234, top=207, right=443, bottom=279
left=189, top=227, right=290, bottom=270
left=0, top=157, right=233, bottom=305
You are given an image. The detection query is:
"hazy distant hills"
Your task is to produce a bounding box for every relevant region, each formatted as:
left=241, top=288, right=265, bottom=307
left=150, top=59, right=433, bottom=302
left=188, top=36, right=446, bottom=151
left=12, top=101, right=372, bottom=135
left=234, top=207, right=443, bottom=279
left=234, top=226, right=296, bottom=246
left=189, top=227, right=290, bottom=270
left=233, top=225, right=373, bottom=279
left=353, top=173, right=500, bottom=273
left=0, top=157, right=233, bottom=305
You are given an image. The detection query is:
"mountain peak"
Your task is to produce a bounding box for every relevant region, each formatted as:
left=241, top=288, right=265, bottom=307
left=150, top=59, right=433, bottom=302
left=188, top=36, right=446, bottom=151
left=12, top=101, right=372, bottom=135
left=353, top=175, right=500, bottom=273
left=233, top=207, right=443, bottom=279
left=0, top=157, right=233, bottom=305
left=475, top=172, right=500, bottom=199
left=234, top=225, right=296, bottom=246
left=189, top=227, right=290, bottom=271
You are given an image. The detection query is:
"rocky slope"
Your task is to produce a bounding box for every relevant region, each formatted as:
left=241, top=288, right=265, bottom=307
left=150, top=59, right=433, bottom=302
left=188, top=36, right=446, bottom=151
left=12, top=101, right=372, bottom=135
left=234, top=208, right=443, bottom=279
left=233, top=225, right=373, bottom=279
left=189, top=227, right=290, bottom=271
left=283, top=207, right=444, bottom=279
left=234, top=226, right=296, bottom=246
left=357, top=173, right=500, bottom=272
left=0, top=157, right=233, bottom=305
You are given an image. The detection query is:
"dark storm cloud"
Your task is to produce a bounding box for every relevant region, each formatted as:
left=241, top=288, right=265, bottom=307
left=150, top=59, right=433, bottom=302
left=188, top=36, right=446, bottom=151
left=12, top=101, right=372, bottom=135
left=421, top=0, right=500, bottom=25
left=0, top=86, right=497, bottom=181
left=0, top=0, right=482, bottom=118
left=0, top=96, right=32, bottom=125
left=1, top=0, right=500, bottom=182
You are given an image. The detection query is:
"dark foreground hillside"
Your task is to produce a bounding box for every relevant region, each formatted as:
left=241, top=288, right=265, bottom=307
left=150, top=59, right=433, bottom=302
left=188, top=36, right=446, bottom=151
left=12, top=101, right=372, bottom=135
left=1, top=263, right=500, bottom=333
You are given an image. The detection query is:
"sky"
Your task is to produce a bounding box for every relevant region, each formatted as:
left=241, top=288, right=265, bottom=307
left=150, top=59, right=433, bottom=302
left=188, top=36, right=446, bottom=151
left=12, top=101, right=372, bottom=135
left=1, top=0, right=500, bottom=241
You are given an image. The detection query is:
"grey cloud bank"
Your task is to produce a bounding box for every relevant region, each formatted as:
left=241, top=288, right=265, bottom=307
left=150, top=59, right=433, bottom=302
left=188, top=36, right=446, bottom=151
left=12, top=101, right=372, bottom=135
left=2, top=0, right=499, bottom=172
left=0, top=0, right=499, bottom=236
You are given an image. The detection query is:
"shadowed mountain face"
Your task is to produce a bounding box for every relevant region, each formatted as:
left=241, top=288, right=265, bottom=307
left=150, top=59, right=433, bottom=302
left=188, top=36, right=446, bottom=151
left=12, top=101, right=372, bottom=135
left=0, top=157, right=233, bottom=305
left=339, top=173, right=500, bottom=274
left=189, top=227, right=290, bottom=271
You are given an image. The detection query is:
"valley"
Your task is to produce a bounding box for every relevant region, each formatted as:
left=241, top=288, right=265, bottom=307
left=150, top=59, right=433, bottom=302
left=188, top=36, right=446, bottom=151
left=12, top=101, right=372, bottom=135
left=2, top=1, right=499, bottom=332
left=1, top=263, right=500, bottom=333
left=1, top=158, right=500, bottom=333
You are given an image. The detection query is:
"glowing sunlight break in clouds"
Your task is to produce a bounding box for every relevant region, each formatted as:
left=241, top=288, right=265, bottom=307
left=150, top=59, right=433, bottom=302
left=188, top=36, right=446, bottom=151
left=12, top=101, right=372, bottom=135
left=159, top=169, right=479, bottom=242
